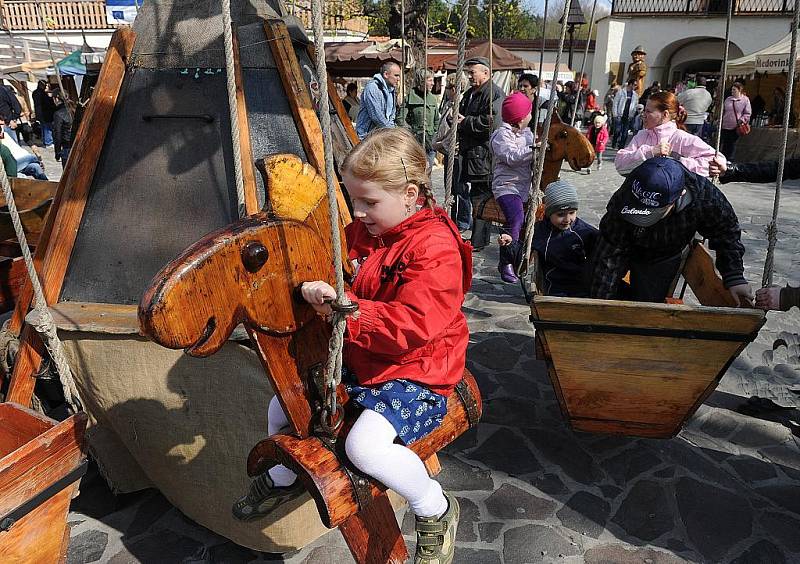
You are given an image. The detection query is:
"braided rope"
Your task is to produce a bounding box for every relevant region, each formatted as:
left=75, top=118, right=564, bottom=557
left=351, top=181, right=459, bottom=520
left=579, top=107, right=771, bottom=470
left=221, top=0, right=246, bottom=218
left=310, top=0, right=351, bottom=399
left=422, top=0, right=429, bottom=151
left=713, top=0, right=734, bottom=157
left=569, top=0, right=598, bottom=128
left=444, top=0, right=470, bottom=209
left=517, top=0, right=571, bottom=277
left=0, top=158, right=81, bottom=410
left=762, top=0, right=799, bottom=287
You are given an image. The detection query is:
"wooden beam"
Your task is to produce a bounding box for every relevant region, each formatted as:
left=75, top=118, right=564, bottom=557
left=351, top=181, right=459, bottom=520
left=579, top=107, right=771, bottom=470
left=306, top=43, right=359, bottom=147
left=231, top=25, right=260, bottom=215
left=263, top=19, right=350, bottom=225
left=6, top=27, right=135, bottom=406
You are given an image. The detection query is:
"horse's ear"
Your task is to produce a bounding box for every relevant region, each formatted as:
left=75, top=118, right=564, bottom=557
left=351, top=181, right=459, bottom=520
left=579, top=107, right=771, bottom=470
left=551, top=112, right=563, bottom=125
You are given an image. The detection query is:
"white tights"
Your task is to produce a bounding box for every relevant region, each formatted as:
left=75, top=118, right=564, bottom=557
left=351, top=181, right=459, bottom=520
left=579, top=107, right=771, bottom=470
left=266, top=396, right=447, bottom=518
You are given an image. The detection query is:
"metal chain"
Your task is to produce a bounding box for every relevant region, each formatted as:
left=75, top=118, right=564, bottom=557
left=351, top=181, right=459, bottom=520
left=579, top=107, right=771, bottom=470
left=221, top=0, right=246, bottom=218
left=444, top=0, right=470, bottom=209
left=517, top=0, right=571, bottom=277
left=569, top=0, right=598, bottom=128
left=762, top=0, right=799, bottom=287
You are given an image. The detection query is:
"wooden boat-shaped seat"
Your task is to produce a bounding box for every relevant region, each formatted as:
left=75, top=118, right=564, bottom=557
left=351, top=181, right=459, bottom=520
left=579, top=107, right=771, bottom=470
left=0, top=403, right=87, bottom=562
left=530, top=242, right=766, bottom=438
left=0, top=178, right=58, bottom=245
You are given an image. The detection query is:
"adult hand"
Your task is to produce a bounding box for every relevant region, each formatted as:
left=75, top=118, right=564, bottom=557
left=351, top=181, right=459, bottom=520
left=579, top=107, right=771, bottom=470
left=300, top=281, right=336, bottom=316
left=755, top=285, right=781, bottom=311
left=709, top=155, right=727, bottom=178
left=498, top=234, right=512, bottom=246
left=728, top=283, right=754, bottom=307
left=456, top=114, right=465, bottom=124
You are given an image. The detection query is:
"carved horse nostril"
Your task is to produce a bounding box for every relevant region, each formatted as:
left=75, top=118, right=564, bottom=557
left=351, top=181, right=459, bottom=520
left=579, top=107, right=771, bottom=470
left=242, top=241, right=269, bottom=273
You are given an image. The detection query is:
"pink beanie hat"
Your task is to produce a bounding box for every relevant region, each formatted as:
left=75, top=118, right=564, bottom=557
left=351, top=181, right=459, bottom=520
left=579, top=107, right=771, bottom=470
left=502, top=92, right=532, bottom=125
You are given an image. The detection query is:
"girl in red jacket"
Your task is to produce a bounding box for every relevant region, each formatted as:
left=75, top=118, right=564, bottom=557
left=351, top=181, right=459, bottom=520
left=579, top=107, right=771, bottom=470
left=234, top=128, right=472, bottom=564
left=585, top=113, right=609, bottom=172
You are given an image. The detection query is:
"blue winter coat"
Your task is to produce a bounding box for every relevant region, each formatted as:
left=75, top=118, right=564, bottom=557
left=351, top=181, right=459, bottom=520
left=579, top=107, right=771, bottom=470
left=533, top=217, right=599, bottom=297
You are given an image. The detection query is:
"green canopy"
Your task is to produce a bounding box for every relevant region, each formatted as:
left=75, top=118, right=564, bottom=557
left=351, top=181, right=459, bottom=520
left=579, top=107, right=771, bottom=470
left=57, top=50, right=87, bottom=76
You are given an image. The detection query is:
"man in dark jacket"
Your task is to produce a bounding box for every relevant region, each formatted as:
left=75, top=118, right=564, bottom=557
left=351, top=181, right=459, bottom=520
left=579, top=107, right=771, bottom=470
left=32, top=80, right=56, bottom=147
left=52, top=90, right=73, bottom=168
left=590, top=157, right=753, bottom=305
left=457, top=56, right=504, bottom=249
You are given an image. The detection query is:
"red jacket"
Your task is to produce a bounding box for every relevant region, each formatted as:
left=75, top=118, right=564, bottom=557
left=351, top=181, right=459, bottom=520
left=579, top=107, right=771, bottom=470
left=344, top=207, right=472, bottom=396
left=586, top=124, right=609, bottom=153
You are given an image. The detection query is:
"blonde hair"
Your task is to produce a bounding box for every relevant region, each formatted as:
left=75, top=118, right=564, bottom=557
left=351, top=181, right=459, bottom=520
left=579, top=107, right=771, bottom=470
left=342, top=128, right=434, bottom=208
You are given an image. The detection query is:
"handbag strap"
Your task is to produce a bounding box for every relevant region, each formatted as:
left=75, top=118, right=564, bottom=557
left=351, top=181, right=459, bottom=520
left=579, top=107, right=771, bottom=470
left=732, top=98, right=740, bottom=123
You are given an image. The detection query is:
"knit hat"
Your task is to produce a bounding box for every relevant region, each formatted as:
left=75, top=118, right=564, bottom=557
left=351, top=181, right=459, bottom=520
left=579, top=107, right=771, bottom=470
left=544, top=179, right=579, bottom=217
left=593, top=114, right=608, bottom=127
left=502, top=92, right=532, bottom=125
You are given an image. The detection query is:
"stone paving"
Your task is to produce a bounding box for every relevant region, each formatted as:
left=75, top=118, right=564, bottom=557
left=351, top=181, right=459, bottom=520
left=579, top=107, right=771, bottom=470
left=65, top=150, right=800, bottom=563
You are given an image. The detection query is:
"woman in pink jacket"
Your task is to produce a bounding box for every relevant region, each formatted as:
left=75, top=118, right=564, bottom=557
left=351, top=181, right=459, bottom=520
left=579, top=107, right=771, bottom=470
left=720, top=82, right=751, bottom=159
left=615, top=91, right=723, bottom=177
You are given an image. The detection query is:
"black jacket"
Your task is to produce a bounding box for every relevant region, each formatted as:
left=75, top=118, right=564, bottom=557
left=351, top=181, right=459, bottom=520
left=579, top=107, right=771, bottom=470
left=53, top=105, right=73, bottom=155
left=457, top=80, right=504, bottom=183
left=32, top=88, right=56, bottom=123
left=721, top=158, right=800, bottom=184
left=533, top=217, right=599, bottom=297
left=0, top=86, right=21, bottom=121
left=590, top=170, right=746, bottom=299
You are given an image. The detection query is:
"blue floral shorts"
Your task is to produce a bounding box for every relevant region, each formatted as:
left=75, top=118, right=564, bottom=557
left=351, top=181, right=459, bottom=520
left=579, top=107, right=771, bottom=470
left=344, top=370, right=447, bottom=445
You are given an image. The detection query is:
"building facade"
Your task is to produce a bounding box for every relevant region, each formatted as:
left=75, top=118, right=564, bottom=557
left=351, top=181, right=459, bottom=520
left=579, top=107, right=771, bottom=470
left=590, top=0, right=793, bottom=91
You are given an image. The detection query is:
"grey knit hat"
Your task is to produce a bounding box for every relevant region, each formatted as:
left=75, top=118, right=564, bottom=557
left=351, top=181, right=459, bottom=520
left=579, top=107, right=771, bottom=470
left=544, top=179, right=579, bottom=217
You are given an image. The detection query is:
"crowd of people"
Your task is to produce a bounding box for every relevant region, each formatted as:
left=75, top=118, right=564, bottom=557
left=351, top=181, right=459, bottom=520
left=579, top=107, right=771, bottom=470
left=338, top=58, right=797, bottom=314
left=0, top=79, right=75, bottom=182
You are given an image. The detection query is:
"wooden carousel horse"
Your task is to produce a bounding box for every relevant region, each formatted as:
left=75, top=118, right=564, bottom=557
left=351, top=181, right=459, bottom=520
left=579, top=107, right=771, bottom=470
left=475, top=112, right=595, bottom=224
left=139, top=155, right=482, bottom=563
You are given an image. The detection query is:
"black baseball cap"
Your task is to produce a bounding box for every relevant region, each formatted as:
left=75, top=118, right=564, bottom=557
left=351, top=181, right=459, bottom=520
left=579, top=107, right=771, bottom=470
left=620, top=158, right=687, bottom=227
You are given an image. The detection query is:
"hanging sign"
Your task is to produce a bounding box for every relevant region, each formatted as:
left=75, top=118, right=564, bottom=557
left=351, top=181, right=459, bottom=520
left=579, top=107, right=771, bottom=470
left=106, top=0, right=140, bottom=26
left=755, top=53, right=793, bottom=73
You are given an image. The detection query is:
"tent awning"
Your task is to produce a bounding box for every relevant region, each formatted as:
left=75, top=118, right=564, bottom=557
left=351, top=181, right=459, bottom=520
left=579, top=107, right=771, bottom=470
left=443, top=42, right=530, bottom=71
left=727, top=32, right=796, bottom=75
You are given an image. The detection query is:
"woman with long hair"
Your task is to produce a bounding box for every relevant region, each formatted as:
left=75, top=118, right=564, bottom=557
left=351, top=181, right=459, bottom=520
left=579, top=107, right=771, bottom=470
left=720, top=81, right=751, bottom=159
left=615, top=91, right=721, bottom=176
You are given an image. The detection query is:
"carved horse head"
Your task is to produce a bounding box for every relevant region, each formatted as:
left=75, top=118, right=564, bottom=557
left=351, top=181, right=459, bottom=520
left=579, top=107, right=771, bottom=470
left=538, top=112, right=596, bottom=189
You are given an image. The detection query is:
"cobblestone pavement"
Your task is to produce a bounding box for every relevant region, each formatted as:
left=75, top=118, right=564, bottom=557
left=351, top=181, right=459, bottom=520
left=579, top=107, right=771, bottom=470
left=67, top=150, right=800, bottom=563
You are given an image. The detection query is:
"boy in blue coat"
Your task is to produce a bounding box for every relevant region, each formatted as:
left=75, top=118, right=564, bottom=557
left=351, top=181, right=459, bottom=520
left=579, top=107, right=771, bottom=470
left=532, top=180, right=599, bottom=297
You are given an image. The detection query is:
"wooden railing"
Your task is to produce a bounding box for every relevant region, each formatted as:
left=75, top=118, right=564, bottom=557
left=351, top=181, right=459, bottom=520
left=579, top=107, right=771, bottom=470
left=0, top=0, right=115, bottom=31
left=287, top=0, right=369, bottom=35
left=611, top=0, right=791, bottom=15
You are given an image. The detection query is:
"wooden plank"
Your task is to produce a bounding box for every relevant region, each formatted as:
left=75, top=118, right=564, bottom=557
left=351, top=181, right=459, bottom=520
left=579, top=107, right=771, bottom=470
left=0, top=402, right=53, bottom=457
left=682, top=242, right=738, bottom=308
left=339, top=494, right=409, bottom=564
left=263, top=19, right=351, bottom=226
left=6, top=27, right=135, bottom=406
left=423, top=454, right=441, bottom=476
left=231, top=26, right=260, bottom=215
left=570, top=418, right=677, bottom=438
left=0, top=178, right=58, bottom=210
left=47, top=302, right=140, bottom=334
left=532, top=296, right=764, bottom=334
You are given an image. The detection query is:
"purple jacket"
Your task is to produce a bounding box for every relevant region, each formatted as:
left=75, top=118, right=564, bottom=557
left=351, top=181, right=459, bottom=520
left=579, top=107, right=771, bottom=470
left=615, top=121, right=724, bottom=177
left=722, top=95, right=751, bottom=131
left=490, top=123, right=535, bottom=201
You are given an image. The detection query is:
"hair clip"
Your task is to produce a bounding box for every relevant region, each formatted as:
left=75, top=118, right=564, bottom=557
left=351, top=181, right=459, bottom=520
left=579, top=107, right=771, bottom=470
left=400, top=157, right=410, bottom=182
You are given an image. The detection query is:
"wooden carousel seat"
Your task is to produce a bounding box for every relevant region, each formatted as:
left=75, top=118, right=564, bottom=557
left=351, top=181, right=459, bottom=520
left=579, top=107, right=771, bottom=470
left=530, top=242, right=766, bottom=438
left=247, top=370, right=481, bottom=528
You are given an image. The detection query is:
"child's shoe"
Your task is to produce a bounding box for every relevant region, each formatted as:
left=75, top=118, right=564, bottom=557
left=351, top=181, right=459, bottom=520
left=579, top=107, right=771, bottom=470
left=232, top=472, right=303, bottom=522
left=414, top=491, right=460, bottom=564
left=499, top=264, right=519, bottom=284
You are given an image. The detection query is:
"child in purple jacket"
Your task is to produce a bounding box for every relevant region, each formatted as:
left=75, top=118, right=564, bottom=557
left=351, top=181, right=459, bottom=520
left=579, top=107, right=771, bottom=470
left=491, top=92, right=535, bottom=284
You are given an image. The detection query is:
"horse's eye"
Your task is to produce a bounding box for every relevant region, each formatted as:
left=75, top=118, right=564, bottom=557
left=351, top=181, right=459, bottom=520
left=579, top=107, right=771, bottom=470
left=559, top=130, right=568, bottom=139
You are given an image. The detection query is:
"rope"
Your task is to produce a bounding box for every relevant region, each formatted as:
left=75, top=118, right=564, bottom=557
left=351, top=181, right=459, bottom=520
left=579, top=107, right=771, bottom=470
left=444, top=0, right=470, bottom=208
left=221, top=0, right=246, bottom=218
left=488, top=0, right=493, bottom=125
left=401, top=0, right=406, bottom=100
left=33, top=0, right=73, bottom=119
left=569, top=0, right=598, bottom=128
left=311, top=0, right=351, bottom=411
left=422, top=0, right=429, bottom=151
left=762, top=0, right=799, bottom=287
left=713, top=0, right=734, bottom=156
left=517, top=0, right=571, bottom=277
left=0, top=152, right=81, bottom=411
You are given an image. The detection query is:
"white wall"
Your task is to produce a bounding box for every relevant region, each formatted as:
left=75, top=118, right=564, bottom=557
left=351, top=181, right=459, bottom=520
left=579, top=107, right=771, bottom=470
left=591, top=15, right=792, bottom=94
left=508, top=49, right=595, bottom=78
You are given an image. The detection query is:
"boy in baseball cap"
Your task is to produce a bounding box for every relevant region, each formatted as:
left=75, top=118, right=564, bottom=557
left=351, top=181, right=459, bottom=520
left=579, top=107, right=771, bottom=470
left=590, top=157, right=752, bottom=304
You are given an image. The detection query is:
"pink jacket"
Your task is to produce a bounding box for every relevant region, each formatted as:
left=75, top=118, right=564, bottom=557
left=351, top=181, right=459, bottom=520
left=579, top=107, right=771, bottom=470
left=722, top=95, right=751, bottom=131
left=586, top=124, right=609, bottom=153
left=614, top=121, right=724, bottom=176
